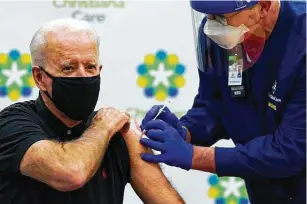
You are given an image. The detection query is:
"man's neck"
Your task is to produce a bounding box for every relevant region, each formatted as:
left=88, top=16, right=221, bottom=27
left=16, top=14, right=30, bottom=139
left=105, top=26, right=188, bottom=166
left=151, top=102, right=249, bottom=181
left=41, top=92, right=81, bottom=128
left=264, top=0, right=281, bottom=40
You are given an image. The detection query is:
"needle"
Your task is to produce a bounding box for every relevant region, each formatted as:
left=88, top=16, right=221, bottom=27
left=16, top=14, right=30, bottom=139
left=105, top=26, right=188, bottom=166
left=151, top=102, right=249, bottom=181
left=152, top=100, right=170, bottom=120
left=142, top=100, right=170, bottom=135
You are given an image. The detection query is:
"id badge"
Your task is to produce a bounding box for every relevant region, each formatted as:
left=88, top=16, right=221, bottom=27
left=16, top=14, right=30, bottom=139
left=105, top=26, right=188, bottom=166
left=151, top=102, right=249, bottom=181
left=227, top=46, right=243, bottom=86
left=228, top=63, right=243, bottom=86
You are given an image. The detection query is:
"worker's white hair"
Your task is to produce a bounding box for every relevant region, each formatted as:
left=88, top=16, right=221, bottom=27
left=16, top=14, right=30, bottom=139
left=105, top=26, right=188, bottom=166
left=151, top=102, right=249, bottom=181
left=30, top=18, right=100, bottom=66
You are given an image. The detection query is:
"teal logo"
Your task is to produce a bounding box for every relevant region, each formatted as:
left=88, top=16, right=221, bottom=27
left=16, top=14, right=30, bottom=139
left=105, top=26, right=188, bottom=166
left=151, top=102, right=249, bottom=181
left=136, top=50, right=186, bottom=101
left=0, top=49, right=35, bottom=101
left=208, top=175, right=249, bottom=204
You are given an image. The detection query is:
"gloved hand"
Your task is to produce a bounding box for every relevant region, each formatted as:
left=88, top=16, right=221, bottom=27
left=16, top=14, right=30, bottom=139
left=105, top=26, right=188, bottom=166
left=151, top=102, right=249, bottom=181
left=140, top=120, right=194, bottom=170
left=141, top=105, right=187, bottom=141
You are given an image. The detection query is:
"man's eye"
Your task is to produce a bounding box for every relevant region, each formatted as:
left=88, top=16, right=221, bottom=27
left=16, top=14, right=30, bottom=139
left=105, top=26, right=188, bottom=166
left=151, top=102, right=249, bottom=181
left=63, top=66, right=73, bottom=71
left=87, top=65, right=96, bottom=69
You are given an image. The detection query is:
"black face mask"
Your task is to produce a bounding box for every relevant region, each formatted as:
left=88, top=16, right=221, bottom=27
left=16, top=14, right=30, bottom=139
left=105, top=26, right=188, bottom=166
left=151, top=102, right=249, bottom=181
left=39, top=67, right=100, bottom=121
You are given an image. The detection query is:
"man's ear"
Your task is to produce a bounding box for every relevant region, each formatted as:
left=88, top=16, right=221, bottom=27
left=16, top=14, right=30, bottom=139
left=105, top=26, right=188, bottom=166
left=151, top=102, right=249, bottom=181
left=99, top=65, right=103, bottom=72
left=259, top=1, right=272, bottom=18
left=32, top=66, right=47, bottom=91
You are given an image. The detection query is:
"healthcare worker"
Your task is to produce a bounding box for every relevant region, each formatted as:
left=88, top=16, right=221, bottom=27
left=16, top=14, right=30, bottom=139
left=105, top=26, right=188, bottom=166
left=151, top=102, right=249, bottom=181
left=139, top=0, right=306, bottom=203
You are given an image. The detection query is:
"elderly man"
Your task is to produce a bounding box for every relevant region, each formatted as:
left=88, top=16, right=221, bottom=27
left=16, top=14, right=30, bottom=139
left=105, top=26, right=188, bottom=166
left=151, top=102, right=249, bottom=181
left=140, top=1, right=306, bottom=204
left=0, top=18, right=184, bottom=204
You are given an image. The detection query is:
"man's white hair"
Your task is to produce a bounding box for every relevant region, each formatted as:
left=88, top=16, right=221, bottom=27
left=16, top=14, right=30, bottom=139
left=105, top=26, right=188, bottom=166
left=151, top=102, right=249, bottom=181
left=30, top=18, right=100, bottom=66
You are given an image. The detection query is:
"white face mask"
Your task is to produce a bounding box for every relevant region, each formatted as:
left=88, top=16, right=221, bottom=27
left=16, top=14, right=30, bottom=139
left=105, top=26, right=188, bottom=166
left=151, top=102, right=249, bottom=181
left=204, top=19, right=250, bottom=49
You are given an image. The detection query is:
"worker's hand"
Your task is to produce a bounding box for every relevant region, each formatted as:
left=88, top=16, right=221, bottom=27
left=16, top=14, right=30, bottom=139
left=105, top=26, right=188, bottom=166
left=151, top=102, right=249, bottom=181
left=141, top=105, right=187, bottom=141
left=140, top=120, right=193, bottom=170
left=92, top=107, right=130, bottom=139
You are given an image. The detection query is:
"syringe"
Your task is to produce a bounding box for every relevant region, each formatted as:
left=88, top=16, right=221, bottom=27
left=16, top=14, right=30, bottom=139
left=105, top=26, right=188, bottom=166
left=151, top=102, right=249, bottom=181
left=142, top=100, right=170, bottom=135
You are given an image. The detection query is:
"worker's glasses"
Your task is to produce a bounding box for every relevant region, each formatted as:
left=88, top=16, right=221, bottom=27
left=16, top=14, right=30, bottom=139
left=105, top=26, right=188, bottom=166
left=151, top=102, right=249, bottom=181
left=206, top=14, right=229, bottom=26
left=206, top=4, right=258, bottom=26
left=206, top=10, right=242, bottom=26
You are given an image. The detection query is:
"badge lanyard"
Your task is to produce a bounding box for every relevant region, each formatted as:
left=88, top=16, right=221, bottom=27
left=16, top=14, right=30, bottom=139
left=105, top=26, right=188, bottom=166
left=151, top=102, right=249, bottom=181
left=227, top=44, right=245, bottom=98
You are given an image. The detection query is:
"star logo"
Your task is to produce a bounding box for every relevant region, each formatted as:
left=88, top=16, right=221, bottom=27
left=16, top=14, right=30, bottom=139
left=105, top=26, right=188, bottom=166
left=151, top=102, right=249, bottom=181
left=136, top=50, right=186, bottom=101
left=208, top=175, right=250, bottom=204
left=0, top=49, right=36, bottom=101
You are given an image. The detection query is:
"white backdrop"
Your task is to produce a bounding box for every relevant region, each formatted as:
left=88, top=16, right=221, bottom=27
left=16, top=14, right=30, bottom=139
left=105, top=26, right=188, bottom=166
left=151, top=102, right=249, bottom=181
left=0, top=1, right=249, bottom=203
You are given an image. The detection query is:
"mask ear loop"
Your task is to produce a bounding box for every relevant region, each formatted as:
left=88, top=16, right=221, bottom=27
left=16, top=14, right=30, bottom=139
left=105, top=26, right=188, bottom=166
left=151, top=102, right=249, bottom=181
left=38, top=66, right=53, bottom=100
left=39, top=66, right=54, bottom=79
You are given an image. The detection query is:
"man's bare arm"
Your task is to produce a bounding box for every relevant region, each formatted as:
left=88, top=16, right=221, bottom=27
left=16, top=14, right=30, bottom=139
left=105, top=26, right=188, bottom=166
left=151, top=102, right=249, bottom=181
left=20, top=107, right=130, bottom=192
left=121, top=120, right=185, bottom=204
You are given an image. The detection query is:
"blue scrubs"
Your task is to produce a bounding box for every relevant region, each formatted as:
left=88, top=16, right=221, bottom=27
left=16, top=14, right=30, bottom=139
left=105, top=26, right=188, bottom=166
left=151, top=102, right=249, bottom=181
left=180, top=1, right=306, bottom=203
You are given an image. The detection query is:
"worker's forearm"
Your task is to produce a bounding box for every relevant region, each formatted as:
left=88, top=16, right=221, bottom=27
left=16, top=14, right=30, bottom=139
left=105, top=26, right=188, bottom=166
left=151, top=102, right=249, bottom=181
left=62, top=125, right=111, bottom=183
left=191, top=146, right=216, bottom=173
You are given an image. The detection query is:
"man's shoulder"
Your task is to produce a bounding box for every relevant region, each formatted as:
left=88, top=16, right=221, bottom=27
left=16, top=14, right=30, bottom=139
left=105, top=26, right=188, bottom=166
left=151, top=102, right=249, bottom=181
left=288, top=1, right=306, bottom=41
left=0, top=100, right=43, bottom=142
left=0, top=100, right=37, bottom=119
left=277, top=1, right=306, bottom=78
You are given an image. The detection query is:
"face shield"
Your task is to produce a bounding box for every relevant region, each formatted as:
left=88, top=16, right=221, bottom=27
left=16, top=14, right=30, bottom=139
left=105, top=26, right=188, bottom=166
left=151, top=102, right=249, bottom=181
left=190, top=8, right=212, bottom=72
left=190, top=1, right=264, bottom=73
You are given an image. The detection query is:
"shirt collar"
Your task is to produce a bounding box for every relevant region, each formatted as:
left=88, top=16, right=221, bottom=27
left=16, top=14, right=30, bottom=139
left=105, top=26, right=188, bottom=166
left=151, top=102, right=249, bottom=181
left=35, top=93, right=88, bottom=141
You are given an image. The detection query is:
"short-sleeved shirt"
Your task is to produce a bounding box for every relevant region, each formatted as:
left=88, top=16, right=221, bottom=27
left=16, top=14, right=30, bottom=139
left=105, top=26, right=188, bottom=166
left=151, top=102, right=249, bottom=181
left=0, top=94, right=131, bottom=204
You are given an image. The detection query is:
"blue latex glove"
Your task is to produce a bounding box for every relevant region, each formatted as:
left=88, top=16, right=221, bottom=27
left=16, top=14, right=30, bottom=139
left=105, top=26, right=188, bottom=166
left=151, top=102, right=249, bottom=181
left=140, top=120, right=194, bottom=170
left=141, top=105, right=187, bottom=141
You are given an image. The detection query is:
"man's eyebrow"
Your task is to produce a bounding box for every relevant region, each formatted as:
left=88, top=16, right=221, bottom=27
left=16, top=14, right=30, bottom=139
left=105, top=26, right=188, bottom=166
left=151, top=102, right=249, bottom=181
left=83, top=58, right=98, bottom=64
left=86, top=62, right=98, bottom=65
left=59, top=60, right=74, bottom=66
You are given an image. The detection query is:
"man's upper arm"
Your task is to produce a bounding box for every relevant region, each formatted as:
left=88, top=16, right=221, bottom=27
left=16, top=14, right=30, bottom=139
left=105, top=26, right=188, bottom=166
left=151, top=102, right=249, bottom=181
left=121, top=124, right=184, bottom=204
left=0, top=106, right=46, bottom=175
